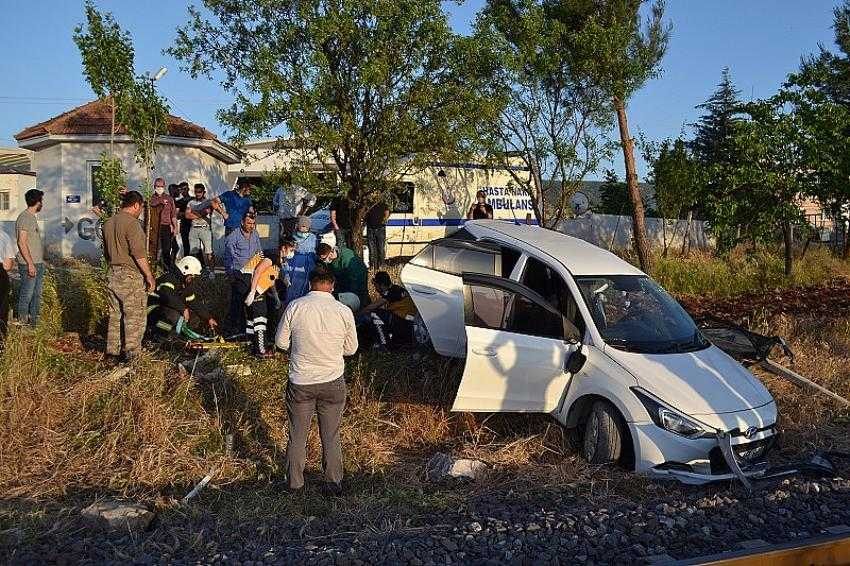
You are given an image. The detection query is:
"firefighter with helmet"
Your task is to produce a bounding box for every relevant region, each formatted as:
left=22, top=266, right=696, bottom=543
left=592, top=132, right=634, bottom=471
left=147, top=256, right=218, bottom=340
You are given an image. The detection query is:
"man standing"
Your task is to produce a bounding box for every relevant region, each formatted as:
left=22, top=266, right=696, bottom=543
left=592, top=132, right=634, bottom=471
left=365, top=200, right=389, bottom=268
left=276, top=269, right=358, bottom=494
left=216, top=179, right=254, bottom=236
left=274, top=174, right=316, bottom=240
left=102, top=191, right=156, bottom=364
left=15, top=188, right=45, bottom=326
left=466, top=190, right=494, bottom=220
left=185, top=183, right=217, bottom=275
left=329, top=193, right=353, bottom=249
left=0, top=229, right=15, bottom=347
left=175, top=181, right=192, bottom=257
left=224, top=215, right=269, bottom=354
left=150, top=177, right=178, bottom=272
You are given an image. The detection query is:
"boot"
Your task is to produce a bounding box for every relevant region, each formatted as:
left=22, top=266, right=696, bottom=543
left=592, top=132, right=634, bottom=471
left=253, top=327, right=274, bottom=359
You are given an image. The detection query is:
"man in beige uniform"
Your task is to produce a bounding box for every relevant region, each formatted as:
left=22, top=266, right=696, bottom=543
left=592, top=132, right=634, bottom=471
left=102, top=191, right=156, bottom=363
left=275, top=268, right=358, bottom=494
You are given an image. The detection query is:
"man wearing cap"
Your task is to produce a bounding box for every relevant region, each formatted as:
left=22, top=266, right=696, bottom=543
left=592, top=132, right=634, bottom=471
left=15, top=188, right=45, bottom=326
left=274, top=174, right=316, bottom=240
left=102, top=191, right=157, bottom=364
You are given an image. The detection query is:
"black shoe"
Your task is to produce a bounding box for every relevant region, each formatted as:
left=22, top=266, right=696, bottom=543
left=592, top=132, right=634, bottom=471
left=103, top=354, right=121, bottom=368
left=320, top=482, right=344, bottom=497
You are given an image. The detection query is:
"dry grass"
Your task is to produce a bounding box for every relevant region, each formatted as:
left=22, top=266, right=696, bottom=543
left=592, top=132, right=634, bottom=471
left=0, top=254, right=847, bottom=514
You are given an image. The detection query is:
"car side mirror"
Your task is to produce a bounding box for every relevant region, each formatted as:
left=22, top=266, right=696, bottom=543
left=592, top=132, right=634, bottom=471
left=566, top=347, right=587, bottom=374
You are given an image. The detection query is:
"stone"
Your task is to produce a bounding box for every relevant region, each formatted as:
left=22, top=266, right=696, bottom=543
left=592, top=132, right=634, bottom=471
left=738, top=539, right=769, bottom=550
left=81, top=500, right=155, bottom=532
left=425, top=453, right=488, bottom=481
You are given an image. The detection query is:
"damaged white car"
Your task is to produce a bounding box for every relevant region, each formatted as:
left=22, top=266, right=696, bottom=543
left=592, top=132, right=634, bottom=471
left=401, top=220, right=778, bottom=484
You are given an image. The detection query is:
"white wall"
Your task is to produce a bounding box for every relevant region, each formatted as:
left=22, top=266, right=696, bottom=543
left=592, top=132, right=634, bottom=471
left=0, top=173, right=35, bottom=222
left=557, top=213, right=712, bottom=252
left=30, top=141, right=233, bottom=259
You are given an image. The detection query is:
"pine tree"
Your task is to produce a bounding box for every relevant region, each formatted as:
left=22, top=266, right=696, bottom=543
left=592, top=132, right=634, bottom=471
left=690, top=68, right=743, bottom=165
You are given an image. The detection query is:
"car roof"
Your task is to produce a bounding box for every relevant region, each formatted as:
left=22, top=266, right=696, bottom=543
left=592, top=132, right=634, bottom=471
left=464, top=220, right=645, bottom=277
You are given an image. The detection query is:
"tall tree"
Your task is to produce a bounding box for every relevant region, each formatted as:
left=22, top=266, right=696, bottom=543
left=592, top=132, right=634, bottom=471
left=73, top=0, right=135, bottom=154
left=474, top=0, right=612, bottom=228
left=784, top=0, right=850, bottom=256
left=689, top=67, right=743, bottom=166
left=557, top=0, right=670, bottom=272
left=170, top=0, right=494, bottom=253
left=726, top=99, right=808, bottom=276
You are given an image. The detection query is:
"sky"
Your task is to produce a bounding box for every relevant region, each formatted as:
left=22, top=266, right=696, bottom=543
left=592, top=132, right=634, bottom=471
left=0, top=0, right=843, bottom=180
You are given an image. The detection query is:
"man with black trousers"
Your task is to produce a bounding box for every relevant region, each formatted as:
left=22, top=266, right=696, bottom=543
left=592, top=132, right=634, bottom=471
left=0, top=229, right=15, bottom=347
left=175, top=181, right=192, bottom=257
left=365, top=200, right=389, bottom=269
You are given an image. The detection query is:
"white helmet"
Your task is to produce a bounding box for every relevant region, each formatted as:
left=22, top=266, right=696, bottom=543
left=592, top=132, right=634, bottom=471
left=176, top=256, right=203, bottom=277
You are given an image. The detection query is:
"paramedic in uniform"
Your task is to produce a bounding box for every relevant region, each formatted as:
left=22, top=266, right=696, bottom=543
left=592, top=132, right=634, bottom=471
left=102, top=191, right=156, bottom=363
left=466, top=190, right=494, bottom=220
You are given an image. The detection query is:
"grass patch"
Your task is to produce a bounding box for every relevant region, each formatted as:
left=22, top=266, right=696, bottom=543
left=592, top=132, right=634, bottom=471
left=649, top=246, right=850, bottom=297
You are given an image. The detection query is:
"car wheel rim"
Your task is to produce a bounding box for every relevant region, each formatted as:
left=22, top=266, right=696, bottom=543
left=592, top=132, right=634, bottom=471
left=584, top=413, right=598, bottom=460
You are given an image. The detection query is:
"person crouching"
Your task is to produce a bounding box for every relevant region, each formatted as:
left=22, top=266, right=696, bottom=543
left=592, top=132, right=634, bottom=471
left=147, top=256, right=218, bottom=340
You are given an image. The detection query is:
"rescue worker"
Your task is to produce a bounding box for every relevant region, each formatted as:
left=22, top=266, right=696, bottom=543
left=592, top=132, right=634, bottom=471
left=147, top=256, right=218, bottom=340
left=316, top=242, right=369, bottom=311
left=358, top=271, right=416, bottom=350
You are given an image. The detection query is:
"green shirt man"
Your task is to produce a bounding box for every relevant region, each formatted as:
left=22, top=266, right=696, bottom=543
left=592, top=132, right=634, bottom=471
left=317, top=243, right=369, bottom=305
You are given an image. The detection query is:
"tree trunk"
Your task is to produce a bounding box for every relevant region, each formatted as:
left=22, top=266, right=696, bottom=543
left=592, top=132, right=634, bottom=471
left=783, top=218, right=793, bottom=277
left=614, top=97, right=651, bottom=272
left=680, top=210, right=693, bottom=257
left=351, top=201, right=366, bottom=259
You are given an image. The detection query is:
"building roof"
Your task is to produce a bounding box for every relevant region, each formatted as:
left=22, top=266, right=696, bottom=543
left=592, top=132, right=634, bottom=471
left=466, top=219, right=644, bottom=277
left=15, top=98, right=218, bottom=142
left=0, top=147, right=32, bottom=171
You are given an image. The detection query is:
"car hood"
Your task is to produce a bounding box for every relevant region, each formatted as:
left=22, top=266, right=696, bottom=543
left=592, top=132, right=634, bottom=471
left=604, top=344, right=774, bottom=415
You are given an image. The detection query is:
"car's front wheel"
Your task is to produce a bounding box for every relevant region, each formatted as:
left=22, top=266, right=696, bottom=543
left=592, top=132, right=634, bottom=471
left=582, top=400, right=623, bottom=465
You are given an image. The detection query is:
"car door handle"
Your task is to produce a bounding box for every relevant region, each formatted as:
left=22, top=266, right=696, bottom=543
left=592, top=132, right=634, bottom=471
left=410, top=286, right=436, bottom=295
left=472, top=347, right=497, bottom=357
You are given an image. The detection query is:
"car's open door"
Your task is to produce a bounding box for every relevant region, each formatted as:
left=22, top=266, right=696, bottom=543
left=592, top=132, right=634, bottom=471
left=401, top=239, right=504, bottom=358
left=452, top=273, right=584, bottom=413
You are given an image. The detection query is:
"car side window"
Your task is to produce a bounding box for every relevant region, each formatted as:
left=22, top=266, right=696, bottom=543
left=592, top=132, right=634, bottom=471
left=410, top=244, right=434, bottom=269
left=432, top=244, right=498, bottom=275
left=465, top=283, right=563, bottom=340
left=520, top=257, right=585, bottom=336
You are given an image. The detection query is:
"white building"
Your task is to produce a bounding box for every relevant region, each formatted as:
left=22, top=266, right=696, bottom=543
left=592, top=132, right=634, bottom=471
left=0, top=147, right=36, bottom=223
left=15, top=99, right=241, bottom=259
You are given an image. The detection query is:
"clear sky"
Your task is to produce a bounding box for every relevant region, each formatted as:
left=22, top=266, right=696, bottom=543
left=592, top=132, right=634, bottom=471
left=0, top=0, right=842, bottom=179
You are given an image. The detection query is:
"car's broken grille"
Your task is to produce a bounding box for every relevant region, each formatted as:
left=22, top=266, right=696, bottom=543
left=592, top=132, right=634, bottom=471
left=709, top=436, right=776, bottom=475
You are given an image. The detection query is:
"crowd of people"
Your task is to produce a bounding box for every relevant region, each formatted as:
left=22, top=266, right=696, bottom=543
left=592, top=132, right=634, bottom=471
left=0, top=178, right=411, bottom=494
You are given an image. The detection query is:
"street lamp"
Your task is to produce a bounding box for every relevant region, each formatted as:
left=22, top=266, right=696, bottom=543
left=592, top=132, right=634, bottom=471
left=149, top=67, right=168, bottom=82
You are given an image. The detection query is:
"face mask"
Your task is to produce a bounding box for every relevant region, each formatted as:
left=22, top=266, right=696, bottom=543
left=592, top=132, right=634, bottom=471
left=285, top=251, right=295, bottom=260
left=295, top=232, right=308, bottom=240
left=155, top=187, right=165, bottom=195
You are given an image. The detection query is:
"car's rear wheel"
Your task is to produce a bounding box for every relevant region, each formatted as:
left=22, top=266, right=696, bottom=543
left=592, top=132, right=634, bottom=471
left=582, top=400, right=623, bottom=465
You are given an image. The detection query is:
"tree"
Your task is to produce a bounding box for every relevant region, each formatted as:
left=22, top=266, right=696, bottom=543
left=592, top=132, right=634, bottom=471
left=473, top=0, right=612, bottom=228
left=689, top=68, right=743, bottom=166
left=74, top=1, right=169, bottom=207
left=598, top=169, right=631, bottom=215
left=784, top=0, right=850, bottom=256
left=170, top=0, right=493, bottom=254
left=73, top=0, right=135, bottom=155
left=726, top=99, right=808, bottom=276
left=646, top=138, right=702, bottom=256
left=557, top=0, right=671, bottom=272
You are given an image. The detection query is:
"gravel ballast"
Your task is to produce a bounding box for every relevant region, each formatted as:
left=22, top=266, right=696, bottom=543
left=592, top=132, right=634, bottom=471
left=5, top=473, right=850, bottom=565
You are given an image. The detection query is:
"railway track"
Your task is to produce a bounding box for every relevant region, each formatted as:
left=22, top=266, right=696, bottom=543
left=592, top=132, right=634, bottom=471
left=676, top=529, right=850, bottom=565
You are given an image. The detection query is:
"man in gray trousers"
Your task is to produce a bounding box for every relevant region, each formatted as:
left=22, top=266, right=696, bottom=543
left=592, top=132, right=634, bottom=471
left=275, top=268, right=358, bottom=494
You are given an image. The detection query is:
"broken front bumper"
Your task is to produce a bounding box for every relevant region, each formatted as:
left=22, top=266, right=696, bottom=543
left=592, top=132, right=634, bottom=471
left=629, top=420, right=778, bottom=485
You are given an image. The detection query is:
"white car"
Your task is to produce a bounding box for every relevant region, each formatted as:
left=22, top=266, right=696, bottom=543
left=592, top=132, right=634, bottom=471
left=401, top=220, right=778, bottom=484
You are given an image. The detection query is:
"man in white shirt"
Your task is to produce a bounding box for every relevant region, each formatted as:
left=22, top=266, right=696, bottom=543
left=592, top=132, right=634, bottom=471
left=275, top=268, right=358, bottom=494
left=0, top=229, right=16, bottom=346
left=273, top=174, right=316, bottom=241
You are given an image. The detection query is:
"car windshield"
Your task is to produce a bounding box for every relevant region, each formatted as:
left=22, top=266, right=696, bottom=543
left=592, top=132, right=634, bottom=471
left=574, top=275, right=709, bottom=354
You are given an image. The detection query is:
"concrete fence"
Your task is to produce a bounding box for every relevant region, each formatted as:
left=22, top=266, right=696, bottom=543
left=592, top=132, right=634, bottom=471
left=556, top=213, right=713, bottom=252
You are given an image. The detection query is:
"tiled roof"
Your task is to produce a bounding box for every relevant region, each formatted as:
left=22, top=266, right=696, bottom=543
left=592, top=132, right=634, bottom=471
left=15, top=98, right=218, bottom=142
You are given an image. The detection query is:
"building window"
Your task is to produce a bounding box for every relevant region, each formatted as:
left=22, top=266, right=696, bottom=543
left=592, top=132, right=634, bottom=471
left=0, top=192, right=9, bottom=211
left=392, top=182, right=414, bottom=213
left=88, top=161, right=103, bottom=207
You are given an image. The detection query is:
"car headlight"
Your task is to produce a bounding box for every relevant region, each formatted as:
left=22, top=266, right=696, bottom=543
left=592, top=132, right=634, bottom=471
left=632, top=387, right=707, bottom=439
